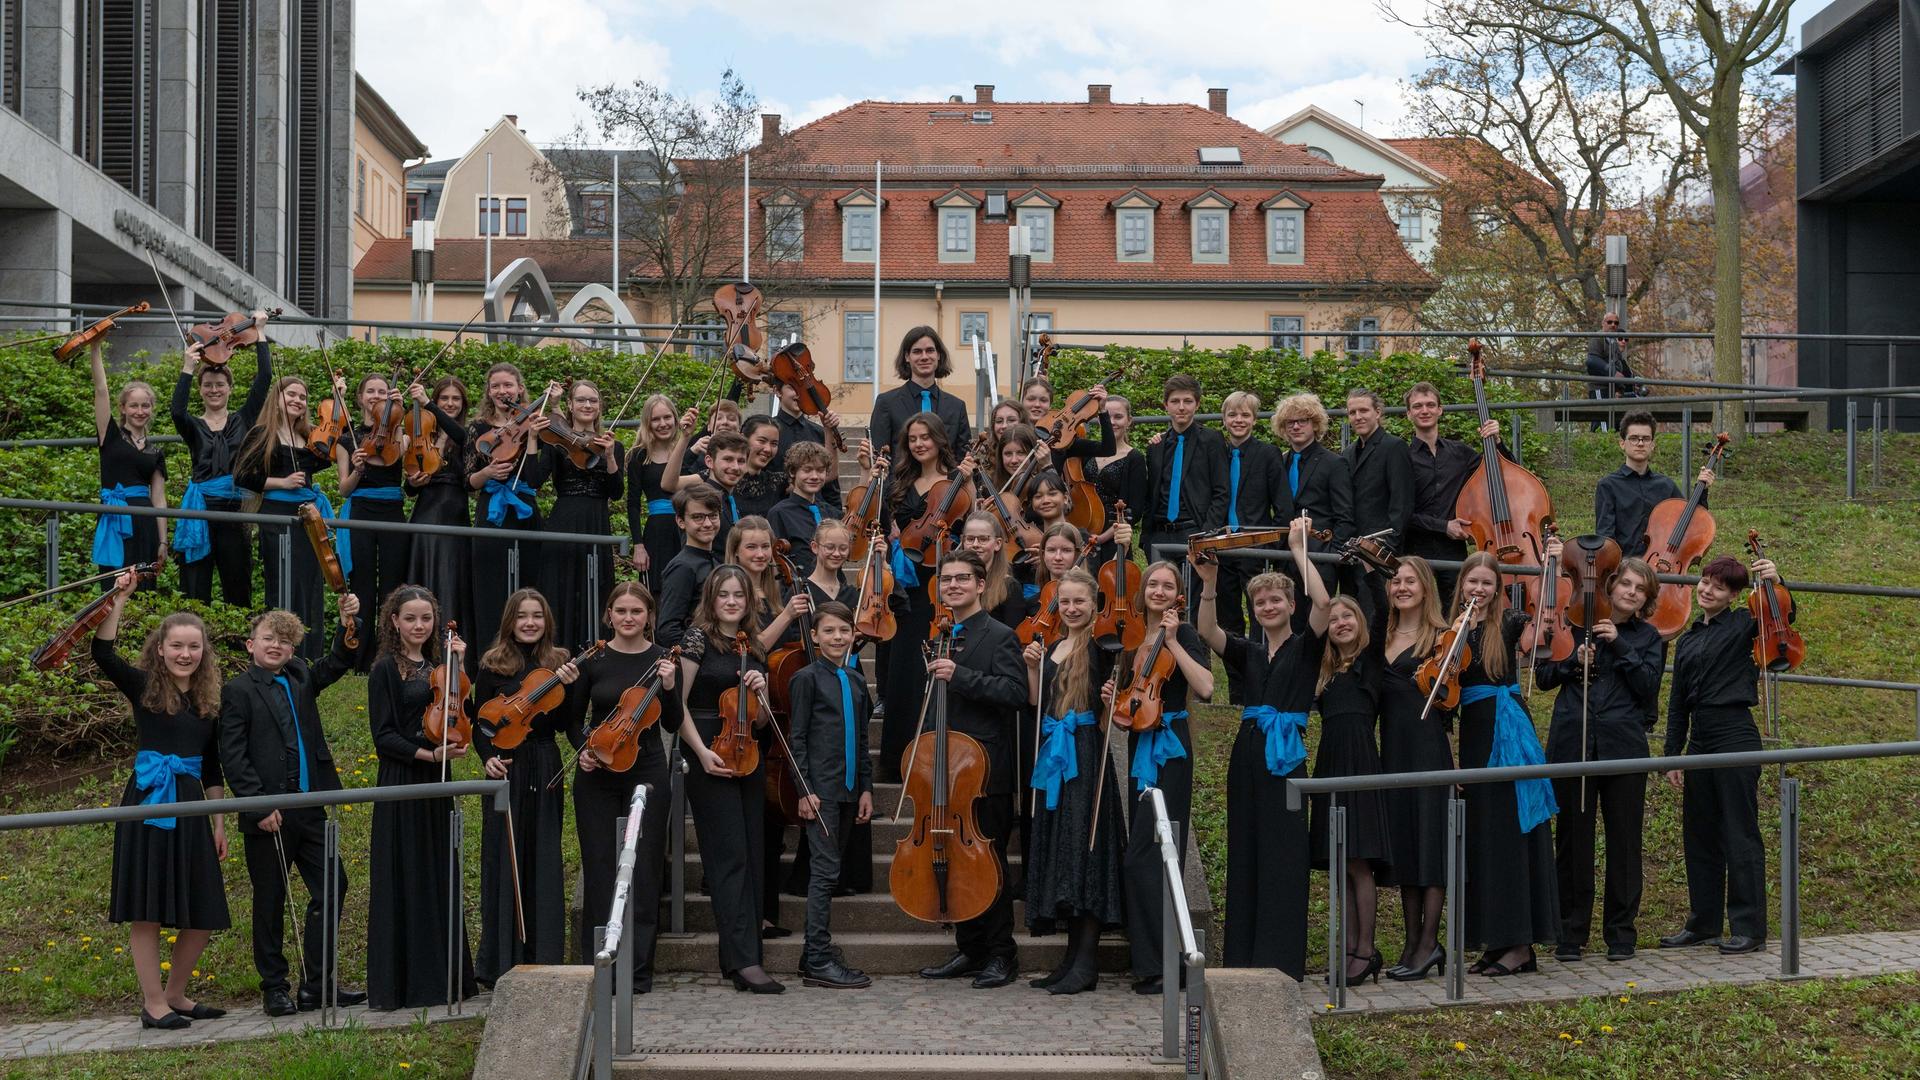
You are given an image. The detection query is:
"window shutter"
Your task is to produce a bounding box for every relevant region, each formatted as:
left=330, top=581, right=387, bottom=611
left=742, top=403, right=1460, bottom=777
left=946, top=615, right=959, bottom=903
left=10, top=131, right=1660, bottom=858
left=197, top=0, right=255, bottom=264
left=82, top=0, right=158, bottom=202
left=2, top=0, right=22, bottom=113
left=1817, top=10, right=1901, bottom=183
left=286, top=0, right=333, bottom=313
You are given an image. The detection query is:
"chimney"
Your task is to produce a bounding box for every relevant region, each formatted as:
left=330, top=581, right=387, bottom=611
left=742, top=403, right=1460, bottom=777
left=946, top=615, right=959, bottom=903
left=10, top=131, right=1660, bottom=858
left=1208, top=88, right=1228, bottom=114
left=1088, top=84, right=1111, bottom=105
left=975, top=84, right=994, bottom=104
left=504, top=114, right=518, bottom=127
left=761, top=113, right=781, bottom=145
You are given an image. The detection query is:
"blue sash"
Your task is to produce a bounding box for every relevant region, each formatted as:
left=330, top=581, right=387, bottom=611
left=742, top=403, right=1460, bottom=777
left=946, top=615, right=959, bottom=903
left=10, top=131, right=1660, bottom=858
left=92, top=484, right=151, bottom=567
left=1030, top=709, right=1095, bottom=810
left=646, top=498, right=675, bottom=516
left=132, top=750, right=202, bottom=830
left=1243, top=705, right=1307, bottom=778
left=484, top=478, right=536, bottom=525
left=887, top=537, right=919, bottom=588
left=1459, top=682, right=1559, bottom=833
left=339, top=485, right=404, bottom=557
left=264, top=486, right=350, bottom=575
left=173, top=475, right=239, bottom=564
left=1131, top=710, right=1190, bottom=792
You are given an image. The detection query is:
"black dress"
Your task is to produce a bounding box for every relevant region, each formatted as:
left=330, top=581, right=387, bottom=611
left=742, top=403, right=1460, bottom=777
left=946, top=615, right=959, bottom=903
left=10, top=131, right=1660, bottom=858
left=468, top=428, right=551, bottom=658
left=1123, top=622, right=1208, bottom=979
left=1458, top=614, right=1559, bottom=953
left=94, top=418, right=166, bottom=580
left=540, top=443, right=624, bottom=649
left=877, top=482, right=943, bottom=780
left=567, top=644, right=676, bottom=985
left=237, top=442, right=334, bottom=660
left=1093, top=449, right=1149, bottom=565
left=365, top=653, right=478, bottom=1009
left=343, top=430, right=413, bottom=670
left=1377, top=644, right=1453, bottom=889
left=1025, top=647, right=1126, bottom=933
left=1221, top=626, right=1323, bottom=977
left=625, top=452, right=680, bottom=596
left=95, top=637, right=230, bottom=931
left=405, top=410, right=472, bottom=654
left=1309, top=653, right=1392, bottom=869
left=680, top=628, right=769, bottom=974
left=472, top=646, right=569, bottom=984
left=171, top=341, right=271, bottom=606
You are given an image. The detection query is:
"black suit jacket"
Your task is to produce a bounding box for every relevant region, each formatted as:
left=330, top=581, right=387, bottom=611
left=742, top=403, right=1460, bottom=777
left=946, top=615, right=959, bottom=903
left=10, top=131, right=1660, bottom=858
left=1145, top=423, right=1230, bottom=531
left=1274, top=441, right=1355, bottom=544
left=942, top=610, right=1030, bottom=796
left=218, top=631, right=354, bottom=832
left=1343, top=428, right=1414, bottom=547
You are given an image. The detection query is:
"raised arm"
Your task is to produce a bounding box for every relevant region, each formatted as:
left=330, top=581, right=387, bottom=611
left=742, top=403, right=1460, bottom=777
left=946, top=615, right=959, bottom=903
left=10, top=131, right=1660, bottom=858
left=1290, top=515, right=1331, bottom=635
left=91, top=343, right=112, bottom=443
left=1191, top=555, right=1228, bottom=657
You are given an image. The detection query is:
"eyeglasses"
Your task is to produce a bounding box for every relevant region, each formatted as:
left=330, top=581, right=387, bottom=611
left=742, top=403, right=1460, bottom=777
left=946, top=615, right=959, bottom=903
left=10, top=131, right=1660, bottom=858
left=683, top=512, right=720, bottom=523
left=936, top=573, right=977, bottom=584
left=1623, top=435, right=1655, bottom=444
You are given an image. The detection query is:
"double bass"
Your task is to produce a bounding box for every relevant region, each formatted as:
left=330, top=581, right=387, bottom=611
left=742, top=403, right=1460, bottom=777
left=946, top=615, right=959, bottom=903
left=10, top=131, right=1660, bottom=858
left=1453, top=340, right=1553, bottom=612
left=891, top=618, right=1000, bottom=924
left=1642, top=433, right=1730, bottom=638
left=1562, top=534, right=1622, bottom=803
left=1745, top=531, right=1803, bottom=673
left=295, top=503, right=358, bottom=650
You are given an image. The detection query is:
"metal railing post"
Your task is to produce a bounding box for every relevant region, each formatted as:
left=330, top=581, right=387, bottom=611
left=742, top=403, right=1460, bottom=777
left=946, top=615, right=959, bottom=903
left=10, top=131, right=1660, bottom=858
left=1846, top=401, right=1858, bottom=499
left=1327, top=801, right=1348, bottom=1009
left=1680, top=410, right=1693, bottom=474
left=278, top=528, right=293, bottom=610
left=1444, top=796, right=1466, bottom=1003
left=1779, top=776, right=1803, bottom=979
left=448, top=803, right=466, bottom=1016
left=592, top=927, right=613, bottom=1079
left=1508, top=410, right=1522, bottom=470
left=42, top=514, right=59, bottom=592
left=1871, top=399, right=1883, bottom=489
left=322, top=816, right=340, bottom=1027
left=614, top=813, right=635, bottom=1054
left=1187, top=928, right=1207, bottom=1080
left=668, top=739, right=687, bottom=935
left=508, top=539, right=521, bottom=592
left=585, top=551, right=601, bottom=646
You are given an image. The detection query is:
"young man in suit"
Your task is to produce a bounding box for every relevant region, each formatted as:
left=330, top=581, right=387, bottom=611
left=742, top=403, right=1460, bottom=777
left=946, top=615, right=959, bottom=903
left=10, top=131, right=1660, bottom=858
left=1402, top=382, right=1508, bottom=600
left=1342, top=387, right=1413, bottom=637
left=868, top=326, right=972, bottom=455
left=1270, top=393, right=1352, bottom=627
left=1214, top=391, right=1282, bottom=703
left=1144, top=374, right=1228, bottom=604
left=217, top=595, right=368, bottom=1017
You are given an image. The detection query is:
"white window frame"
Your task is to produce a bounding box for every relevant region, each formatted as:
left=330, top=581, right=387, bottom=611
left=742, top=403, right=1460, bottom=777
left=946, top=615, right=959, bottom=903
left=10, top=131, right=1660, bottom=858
left=768, top=310, right=804, bottom=348
left=1192, top=208, right=1228, bottom=263
left=1269, top=315, right=1303, bottom=352
left=1017, top=207, right=1053, bottom=262
left=355, top=158, right=366, bottom=217
left=767, top=202, right=804, bottom=262
left=1117, top=208, right=1153, bottom=262
left=842, top=206, right=876, bottom=263
left=1397, top=202, right=1423, bottom=243
left=1346, top=317, right=1380, bottom=357
left=1267, top=209, right=1303, bottom=265
left=939, top=207, right=975, bottom=262
left=959, top=310, right=990, bottom=345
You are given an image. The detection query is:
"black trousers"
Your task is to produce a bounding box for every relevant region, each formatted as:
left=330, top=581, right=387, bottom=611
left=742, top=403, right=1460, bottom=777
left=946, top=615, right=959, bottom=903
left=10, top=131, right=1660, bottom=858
left=1215, top=560, right=1255, bottom=705
left=683, top=757, right=766, bottom=973
left=1124, top=720, right=1193, bottom=979
left=242, top=809, right=346, bottom=995
left=346, top=499, right=411, bottom=670
left=1552, top=771, right=1646, bottom=949
left=177, top=502, right=252, bottom=607
left=574, top=746, right=670, bottom=982
left=955, top=792, right=1017, bottom=962
left=1682, top=760, right=1766, bottom=941
left=803, top=800, right=857, bottom=965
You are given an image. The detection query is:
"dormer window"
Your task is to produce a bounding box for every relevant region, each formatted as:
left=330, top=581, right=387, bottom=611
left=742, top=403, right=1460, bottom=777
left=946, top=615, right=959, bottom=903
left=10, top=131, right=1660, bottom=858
left=932, top=189, right=981, bottom=263
left=760, top=189, right=806, bottom=262
left=1012, top=190, right=1058, bottom=263
left=1109, top=189, right=1161, bottom=263
left=1185, top=190, right=1234, bottom=264
left=836, top=188, right=884, bottom=263
left=1261, top=191, right=1311, bottom=266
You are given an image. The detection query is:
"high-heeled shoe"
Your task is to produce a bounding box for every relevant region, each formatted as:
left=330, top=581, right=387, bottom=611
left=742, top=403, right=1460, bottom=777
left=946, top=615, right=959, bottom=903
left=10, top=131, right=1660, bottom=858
left=1348, top=951, right=1385, bottom=985
left=140, top=1009, right=190, bottom=1030
left=1386, top=947, right=1445, bottom=981
left=727, top=971, right=787, bottom=994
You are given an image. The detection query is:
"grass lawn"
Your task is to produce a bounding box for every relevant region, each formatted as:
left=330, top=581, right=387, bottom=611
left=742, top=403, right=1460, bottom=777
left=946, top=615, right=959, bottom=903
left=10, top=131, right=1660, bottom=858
left=1314, top=972, right=1920, bottom=1078
left=1, top=1017, right=483, bottom=1079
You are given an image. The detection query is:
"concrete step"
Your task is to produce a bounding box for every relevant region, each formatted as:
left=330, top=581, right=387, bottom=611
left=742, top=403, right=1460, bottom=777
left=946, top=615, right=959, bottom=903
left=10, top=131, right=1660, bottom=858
left=616, top=1054, right=1178, bottom=1079
left=651, top=929, right=1131, bottom=975
left=680, top=848, right=1022, bottom=892
left=670, top=888, right=1036, bottom=935
left=684, top=810, right=918, bottom=851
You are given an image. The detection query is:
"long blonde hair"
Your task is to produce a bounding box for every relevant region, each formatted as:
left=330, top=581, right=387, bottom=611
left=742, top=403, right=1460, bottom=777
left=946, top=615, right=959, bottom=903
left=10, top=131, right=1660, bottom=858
left=1316, top=595, right=1369, bottom=694
left=236, top=376, right=312, bottom=486
left=1451, top=551, right=1512, bottom=683
left=1051, top=569, right=1098, bottom=716
left=1386, top=555, right=1449, bottom=659
left=561, top=379, right=607, bottom=436
left=136, top=612, right=221, bottom=718
left=476, top=362, right=527, bottom=426
left=962, top=510, right=1014, bottom=610
left=638, top=394, right=679, bottom=456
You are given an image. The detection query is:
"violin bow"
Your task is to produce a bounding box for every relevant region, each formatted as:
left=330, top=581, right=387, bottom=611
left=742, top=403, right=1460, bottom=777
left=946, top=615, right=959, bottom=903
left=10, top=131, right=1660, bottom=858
left=1086, top=646, right=1128, bottom=851
left=143, top=249, right=190, bottom=347
left=753, top=685, right=831, bottom=841
left=3, top=565, right=152, bottom=608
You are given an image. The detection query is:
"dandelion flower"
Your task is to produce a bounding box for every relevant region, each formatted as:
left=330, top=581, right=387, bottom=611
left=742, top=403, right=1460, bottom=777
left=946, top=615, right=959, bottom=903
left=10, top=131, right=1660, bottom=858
left=1558, top=1032, right=1571, bottom=1041
left=160, top=961, right=171, bottom=971
left=398, top=1064, right=410, bottom=1070
left=191, top=969, right=201, bottom=977
left=114, top=947, right=124, bottom=954
left=1625, top=981, right=1637, bottom=988
left=1619, top=995, right=1630, bottom=1003
left=1601, top=1025, right=1614, bottom=1034
left=79, top=936, right=91, bottom=943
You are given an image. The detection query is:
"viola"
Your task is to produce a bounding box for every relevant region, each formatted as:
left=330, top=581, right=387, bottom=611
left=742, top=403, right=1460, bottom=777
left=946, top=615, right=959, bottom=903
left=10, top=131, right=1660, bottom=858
left=401, top=397, right=442, bottom=476
left=1032, top=334, right=1055, bottom=379
left=1016, top=580, right=1064, bottom=648
left=709, top=632, right=763, bottom=775
left=766, top=343, right=847, bottom=453
left=898, top=464, right=975, bottom=566
left=1643, top=433, right=1730, bottom=638
left=1112, top=601, right=1185, bottom=733
left=295, top=503, right=358, bottom=650
left=852, top=522, right=897, bottom=642
left=1453, top=340, right=1554, bottom=613
left=891, top=618, right=1000, bottom=924
left=473, top=384, right=560, bottom=463
left=309, top=357, right=358, bottom=460
left=1033, top=371, right=1120, bottom=452
left=843, top=449, right=891, bottom=562
left=1415, top=596, right=1478, bottom=720
left=478, top=640, right=608, bottom=752
left=423, top=622, right=473, bottom=749
left=1562, top=534, right=1622, bottom=631
left=1527, top=517, right=1576, bottom=667
left=1745, top=530, right=1803, bottom=672
left=29, top=563, right=159, bottom=671
left=52, top=303, right=150, bottom=364
left=1092, top=502, right=1144, bottom=653
left=359, top=393, right=409, bottom=468
left=1187, top=524, right=1331, bottom=564
left=186, top=308, right=281, bottom=366
left=584, top=646, right=682, bottom=772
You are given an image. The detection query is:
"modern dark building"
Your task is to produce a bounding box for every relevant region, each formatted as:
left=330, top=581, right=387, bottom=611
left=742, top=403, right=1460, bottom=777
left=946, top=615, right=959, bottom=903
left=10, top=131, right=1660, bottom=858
left=1783, top=0, right=1920, bottom=429
left=0, top=0, right=354, bottom=352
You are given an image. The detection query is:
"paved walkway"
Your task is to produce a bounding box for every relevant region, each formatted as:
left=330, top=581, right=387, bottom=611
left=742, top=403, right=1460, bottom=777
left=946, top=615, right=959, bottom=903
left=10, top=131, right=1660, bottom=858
left=1322, top=930, right=1920, bottom=1013
left=0, top=993, right=489, bottom=1060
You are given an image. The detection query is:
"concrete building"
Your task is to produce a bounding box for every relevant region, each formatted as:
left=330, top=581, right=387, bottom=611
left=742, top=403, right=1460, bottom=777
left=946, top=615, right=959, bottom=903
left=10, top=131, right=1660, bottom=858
left=0, top=0, right=355, bottom=353
left=1780, top=0, right=1919, bottom=429
left=351, top=74, right=426, bottom=266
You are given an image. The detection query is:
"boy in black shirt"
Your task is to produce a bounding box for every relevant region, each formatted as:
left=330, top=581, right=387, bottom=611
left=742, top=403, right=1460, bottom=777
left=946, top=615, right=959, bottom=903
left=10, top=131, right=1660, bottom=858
left=1594, top=410, right=1714, bottom=559
left=769, top=441, right=835, bottom=576
left=789, top=602, right=874, bottom=989
left=656, top=483, right=724, bottom=646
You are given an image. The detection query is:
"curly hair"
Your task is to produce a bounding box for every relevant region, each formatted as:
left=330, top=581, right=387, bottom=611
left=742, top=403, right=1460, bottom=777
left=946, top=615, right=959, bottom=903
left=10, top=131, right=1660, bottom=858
left=376, top=584, right=445, bottom=671
left=136, top=612, right=221, bottom=718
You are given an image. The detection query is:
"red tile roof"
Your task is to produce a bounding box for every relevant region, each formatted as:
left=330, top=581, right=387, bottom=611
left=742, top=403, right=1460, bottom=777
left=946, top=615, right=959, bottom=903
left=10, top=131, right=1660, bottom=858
left=355, top=239, right=618, bottom=284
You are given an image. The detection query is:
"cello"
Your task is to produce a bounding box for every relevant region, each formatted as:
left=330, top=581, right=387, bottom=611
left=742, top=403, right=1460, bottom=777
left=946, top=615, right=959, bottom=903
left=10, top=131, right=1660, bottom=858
left=478, top=640, right=608, bottom=751
left=295, top=504, right=358, bottom=650
left=1091, top=502, right=1144, bottom=652
left=709, top=632, right=763, bottom=776
left=891, top=617, right=1000, bottom=924
left=1642, top=433, right=1730, bottom=638
left=1561, top=534, right=1622, bottom=803
left=1745, top=531, right=1803, bottom=673
left=29, top=563, right=160, bottom=671
left=1453, top=340, right=1553, bottom=613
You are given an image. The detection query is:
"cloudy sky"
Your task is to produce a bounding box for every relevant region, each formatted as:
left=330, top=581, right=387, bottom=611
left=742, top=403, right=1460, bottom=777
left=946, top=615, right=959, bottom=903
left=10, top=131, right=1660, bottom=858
left=358, top=0, right=1819, bottom=162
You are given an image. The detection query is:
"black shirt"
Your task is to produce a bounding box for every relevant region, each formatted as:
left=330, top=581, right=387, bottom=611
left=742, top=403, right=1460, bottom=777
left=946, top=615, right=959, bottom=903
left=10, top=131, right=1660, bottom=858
left=789, top=656, right=873, bottom=797
left=1666, top=607, right=1783, bottom=754
left=1222, top=437, right=1284, bottom=531
left=171, top=341, right=273, bottom=486
left=1405, top=434, right=1479, bottom=558
left=870, top=381, right=972, bottom=458
left=1595, top=465, right=1699, bottom=559
left=1221, top=627, right=1324, bottom=717
left=656, top=546, right=720, bottom=647
left=768, top=494, right=829, bottom=575
left=1537, top=619, right=1666, bottom=762
left=941, top=608, right=1030, bottom=796
left=1274, top=441, right=1354, bottom=545
left=772, top=410, right=845, bottom=512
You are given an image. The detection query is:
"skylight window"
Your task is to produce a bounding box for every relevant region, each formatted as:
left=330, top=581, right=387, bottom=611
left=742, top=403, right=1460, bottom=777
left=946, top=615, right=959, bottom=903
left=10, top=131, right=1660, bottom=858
left=1197, top=146, right=1242, bottom=165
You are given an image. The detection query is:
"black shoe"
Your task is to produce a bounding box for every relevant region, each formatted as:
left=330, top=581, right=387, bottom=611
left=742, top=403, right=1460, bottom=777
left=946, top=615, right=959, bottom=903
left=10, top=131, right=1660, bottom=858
left=1606, top=943, right=1636, bottom=962
left=919, top=952, right=983, bottom=980
left=1132, top=976, right=1163, bottom=995
left=971, top=956, right=1016, bottom=989
left=1659, top=930, right=1721, bottom=949
left=761, top=924, right=794, bottom=940
left=1553, top=943, right=1583, bottom=963
left=1387, top=947, right=1445, bottom=982
left=727, top=971, right=786, bottom=994
left=1047, top=966, right=1099, bottom=995
left=1718, top=935, right=1763, bottom=955
left=833, top=884, right=859, bottom=897
left=141, top=1009, right=190, bottom=1030
left=802, top=957, right=873, bottom=989
left=263, top=989, right=297, bottom=1017
left=172, top=1002, right=226, bottom=1020
left=298, top=986, right=368, bottom=1010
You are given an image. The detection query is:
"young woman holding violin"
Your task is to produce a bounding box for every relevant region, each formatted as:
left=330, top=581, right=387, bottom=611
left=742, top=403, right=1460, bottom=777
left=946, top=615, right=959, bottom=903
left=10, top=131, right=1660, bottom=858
left=625, top=394, right=686, bottom=594
left=1193, top=516, right=1327, bottom=978
left=171, top=317, right=274, bottom=606
left=235, top=376, right=335, bottom=659
left=1022, top=568, right=1123, bottom=995
left=556, top=581, right=678, bottom=991
left=1019, top=377, right=1055, bottom=425
left=1113, top=560, right=1212, bottom=993
left=93, top=569, right=230, bottom=1030
left=1659, top=551, right=1787, bottom=957
left=1450, top=551, right=1558, bottom=978
left=1309, top=594, right=1392, bottom=985
left=960, top=511, right=1030, bottom=629
left=1376, top=556, right=1455, bottom=981
left=470, top=588, right=571, bottom=985
left=989, top=398, right=1025, bottom=441
left=467, top=363, right=556, bottom=656
left=89, top=342, right=168, bottom=590
left=364, top=585, right=477, bottom=1009
left=336, top=372, right=412, bottom=670
left=404, top=377, right=475, bottom=642
left=675, top=566, right=781, bottom=992
left=1091, top=395, right=1149, bottom=566
left=537, top=380, right=624, bottom=649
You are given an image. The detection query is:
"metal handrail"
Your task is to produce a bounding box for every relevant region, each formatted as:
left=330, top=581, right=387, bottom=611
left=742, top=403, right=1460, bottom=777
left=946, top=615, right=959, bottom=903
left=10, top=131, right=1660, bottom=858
left=1143, top=786, right=1210, bottom=1076
left=596, top=784, right=650, bottom=966
left=583, top=783, right=650, bottom=1080
left=1043, top=325, right=1920, bottom=345
left=0, top=497, right=632, bottom=550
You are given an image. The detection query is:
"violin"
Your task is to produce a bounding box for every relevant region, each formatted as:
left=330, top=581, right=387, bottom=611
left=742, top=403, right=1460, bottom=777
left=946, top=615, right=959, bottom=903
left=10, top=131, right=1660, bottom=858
left=926, top=533, right=957, bottom=633
left=358, top=386, right=409, bottom=468
left=898, top=463, right=975, bottom=566
left=968, top=450, right=1042, bottom=564
left=1745, top=530, right=1803, bottom=672
left=1016, top=580, right=1064, bottom=648
left=52, top=303, right=150, bottom=363
left=891, top=617, right=1001, bottom=924
left=1032, top=334, right=1055, bottom=379
left=423, top=622, right=472, bottom=749
left=1415, top=596, right=1478, bottom=720
left=713, top=282, right=766, bottom=386
left=295, top=503, right=358, bottom=650
left=1034, top=370, right=1121, bottom=451
left=766, top=343, right=847, bottom=453
left=474, top=383, right=560, bottom=463
left=852, top=522, right=897, bottom=641
left=1527, top=518, right=1576, bottom=667
left=309, top=356, right=358, bottom=460
left=186, top=308, right=281, bottom=366
left=1643, top=433, right=1730, bottom=638
left=478, top=640, right=608, bottom=752
left=843, top=449, right=890, bottom=562
left=537, top=416, right=608, bottom=471
left=1092, top=502, right=1144, bottom=652
left=29, top=563, right=159, bottom=671
left=1112, top=599, right=1185, bottom=732
left=1453, top=340, right=1554, bottom=613
left=1562, top=534, right=1622, bottom=630
left=584, top=646, right=683, bottom=772
left=709, top=632, right=763, bottom=775
left=1187, top=524, right=1332, bottom=564
left=401, top=394, right=442, bottom=476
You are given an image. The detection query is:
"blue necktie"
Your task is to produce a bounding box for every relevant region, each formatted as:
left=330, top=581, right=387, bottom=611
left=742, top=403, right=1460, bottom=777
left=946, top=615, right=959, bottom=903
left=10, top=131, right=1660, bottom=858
left=1165, top=433, right=1186, bottom=522
left=274, top=675, right=310, bottom=792
left=920, top=388, right=932, bottom=414
left=834, top=664, right=857, bottom=790
left=1227, top=446, right=1242, bottom=530
left=728, top=493, right=740, bottom=524
left=807, top=504, right=821, bottom=526
left=1288, top=452, right=1302, bottom=499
